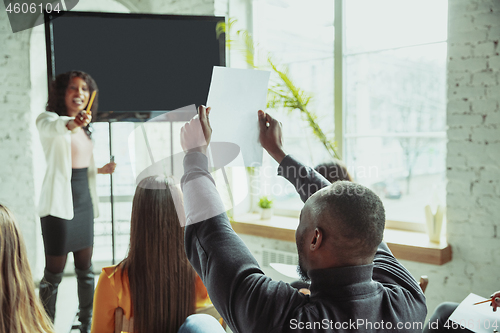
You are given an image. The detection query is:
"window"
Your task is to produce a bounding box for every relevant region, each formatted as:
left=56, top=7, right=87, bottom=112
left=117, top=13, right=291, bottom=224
left=229, top=0, right=335, bottom=214
left=344, top=0, right=448, bottom=225
left=92, top=120, right=197, bottom=263
left=231, top=0, right=448, bottom=226
left=88, top=0, right=449, bottom=261
left=92, top=122, right=137, bottom=262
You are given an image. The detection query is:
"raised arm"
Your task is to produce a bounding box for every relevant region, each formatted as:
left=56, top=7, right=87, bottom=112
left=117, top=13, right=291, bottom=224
left=258, top=110, right=330, bottom=202
left=181, top=107, right=305, bottom=333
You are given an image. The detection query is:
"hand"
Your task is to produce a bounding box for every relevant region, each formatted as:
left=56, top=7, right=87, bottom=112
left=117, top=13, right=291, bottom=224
left=98, top=162, right=116, bottom=174
left=180, top=105, right=212, bottom=154
left=258, top=110, right=286, bottom=163
left=490, top=291, right=500, bottom=312
left=67, top=111, right=92, bottom=130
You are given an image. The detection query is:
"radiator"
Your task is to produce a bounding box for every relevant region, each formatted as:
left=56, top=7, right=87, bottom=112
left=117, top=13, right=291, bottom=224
left=262, top=249, right=298, bottom=267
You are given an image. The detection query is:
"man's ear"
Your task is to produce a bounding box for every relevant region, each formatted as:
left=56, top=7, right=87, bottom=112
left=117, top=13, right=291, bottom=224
left=310, top=228, right=323, bottom=251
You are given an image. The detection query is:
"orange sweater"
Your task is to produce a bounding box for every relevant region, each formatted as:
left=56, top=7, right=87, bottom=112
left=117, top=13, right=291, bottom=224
left=91, top=265, right=211, bottom=333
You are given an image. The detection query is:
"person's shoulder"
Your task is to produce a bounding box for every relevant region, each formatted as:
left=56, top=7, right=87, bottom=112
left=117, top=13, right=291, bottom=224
left=102, top=264, right=123, bottom=279
left=101, top=264, right=128, bottom=289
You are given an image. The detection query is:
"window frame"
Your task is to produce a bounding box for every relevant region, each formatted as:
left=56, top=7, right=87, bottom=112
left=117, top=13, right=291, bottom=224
left=230, top=0, right=447, bottom=233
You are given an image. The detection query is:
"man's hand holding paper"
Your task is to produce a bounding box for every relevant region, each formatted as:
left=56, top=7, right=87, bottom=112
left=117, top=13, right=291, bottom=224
left=180, top=105, right=212, bottom=155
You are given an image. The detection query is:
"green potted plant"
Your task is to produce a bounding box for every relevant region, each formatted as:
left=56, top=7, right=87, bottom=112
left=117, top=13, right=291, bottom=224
left=258, top=196, right=273, bottom=220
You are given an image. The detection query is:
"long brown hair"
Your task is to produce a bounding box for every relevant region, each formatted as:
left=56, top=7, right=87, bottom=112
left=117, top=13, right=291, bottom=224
left=46, top=70, right=98, bottom=137
left=121, top=176, right=195, bottom=333
left=0, top=204, right=54, bottom=333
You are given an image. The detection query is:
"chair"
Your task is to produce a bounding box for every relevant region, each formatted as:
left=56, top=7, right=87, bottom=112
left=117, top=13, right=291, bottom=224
left=114, top=307, right=133, bottom=333
left=114, top=305, right=226, bottom=332
left=419, top=275, right=429, bottom=293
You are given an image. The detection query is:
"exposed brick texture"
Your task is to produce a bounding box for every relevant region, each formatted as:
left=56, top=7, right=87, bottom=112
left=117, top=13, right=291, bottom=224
left=0, top=5, right=37, bottom=268
left=402, top=0, right=500, bottom=320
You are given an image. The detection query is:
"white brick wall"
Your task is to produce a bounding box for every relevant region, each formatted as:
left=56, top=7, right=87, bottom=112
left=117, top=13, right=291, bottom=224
left=151, top=0, right=217, bottom=15
left=0, top=6, right=38, bottom=268
left=402, top=0, right=500, bottom=320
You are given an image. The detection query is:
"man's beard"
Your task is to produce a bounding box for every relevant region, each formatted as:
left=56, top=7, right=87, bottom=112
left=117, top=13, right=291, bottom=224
left=297, top=255, right=310, bottom=282
left=296, top=234, right=310, bottom=282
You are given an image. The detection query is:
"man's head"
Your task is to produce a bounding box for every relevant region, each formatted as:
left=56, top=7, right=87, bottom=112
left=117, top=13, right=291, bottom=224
left=295, top=181, right=385, bottom=281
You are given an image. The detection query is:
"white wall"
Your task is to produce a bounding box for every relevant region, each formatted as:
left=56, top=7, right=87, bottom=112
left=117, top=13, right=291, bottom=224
left=0, top=7, right=36, bottom=270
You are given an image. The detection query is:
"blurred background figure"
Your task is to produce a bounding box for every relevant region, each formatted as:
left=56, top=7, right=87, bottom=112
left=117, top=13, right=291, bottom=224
left=36, top=70, right=116, bottom=333
left=314, top=160, right=353, bottom=183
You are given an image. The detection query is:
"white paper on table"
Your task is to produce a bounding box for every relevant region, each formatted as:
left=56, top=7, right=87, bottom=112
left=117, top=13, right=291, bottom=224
left=448, top=293, right=499, bottom=333
left=207, top=66, right=270, bottom=167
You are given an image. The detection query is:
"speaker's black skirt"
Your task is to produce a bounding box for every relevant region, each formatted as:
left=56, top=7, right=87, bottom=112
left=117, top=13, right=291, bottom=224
left=41, top=168, right=94, bottom=256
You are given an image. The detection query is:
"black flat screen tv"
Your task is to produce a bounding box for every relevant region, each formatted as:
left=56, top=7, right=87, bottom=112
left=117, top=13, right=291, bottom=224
left=44, top=11, right=225, bottom=121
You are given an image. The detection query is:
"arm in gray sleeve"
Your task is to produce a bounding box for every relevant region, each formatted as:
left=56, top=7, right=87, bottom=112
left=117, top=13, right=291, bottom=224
left=182, top=152, right=306, bottom=333
left=277, top=155, right=331, bottom=202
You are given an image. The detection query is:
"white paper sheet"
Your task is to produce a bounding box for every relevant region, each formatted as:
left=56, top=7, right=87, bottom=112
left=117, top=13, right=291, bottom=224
left=448, top=293, right=499, bottom=333
left=207, top=66, right=270, bottom=167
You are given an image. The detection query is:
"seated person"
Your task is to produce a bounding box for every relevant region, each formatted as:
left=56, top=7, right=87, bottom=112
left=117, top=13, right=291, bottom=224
left=0, top=204, right=54, bottom=333
left=91, top=176, right=223, bottom=333
left=423, top=292, right=500, bottom=332
left=180, top=107, right=427, bottom=332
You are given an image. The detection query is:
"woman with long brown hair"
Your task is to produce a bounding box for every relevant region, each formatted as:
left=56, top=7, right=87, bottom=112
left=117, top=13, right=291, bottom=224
left=36, top=70, right=116, bottom=332
left=91, top=176, right=223, bottom=333
left=0, top=204, right=54, bottom=333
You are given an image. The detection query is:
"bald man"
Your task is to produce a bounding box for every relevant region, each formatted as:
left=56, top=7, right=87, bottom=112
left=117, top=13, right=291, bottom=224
left=180, top=107, right=426, bottom=333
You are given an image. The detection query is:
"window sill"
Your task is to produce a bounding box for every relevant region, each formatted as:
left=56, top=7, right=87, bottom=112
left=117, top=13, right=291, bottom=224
left=231, top=213, right=452, bottom=265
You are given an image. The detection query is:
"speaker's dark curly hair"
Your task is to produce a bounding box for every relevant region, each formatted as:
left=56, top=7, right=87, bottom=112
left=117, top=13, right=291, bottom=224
left=46, top=71, right=98, bottom=137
